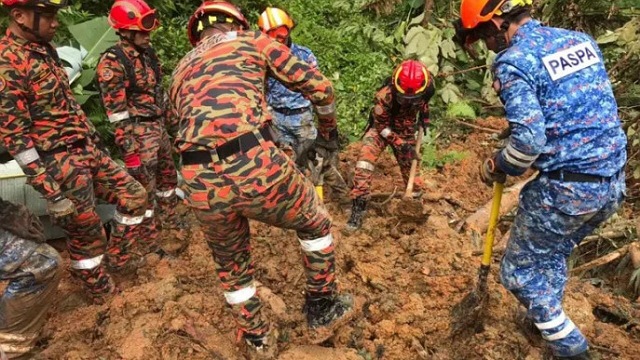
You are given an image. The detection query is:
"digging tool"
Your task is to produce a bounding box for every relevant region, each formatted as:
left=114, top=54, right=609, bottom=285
left=451, top=181, right=504, bottom=337
left=395, top=128, right=428, bottom=222
left=309, top=155, right=325, bottom=202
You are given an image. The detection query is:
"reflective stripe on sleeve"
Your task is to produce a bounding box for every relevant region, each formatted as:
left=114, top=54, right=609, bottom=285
left=502, top=142, right=538, bottom=169
left=14, top=148, right=40, bottom=167
left=108, top=111, right=131, bottom=123
left=380, top=128, right=392, bottom=139
left=356, top=161, right=375, bottom=172
left=71, top=255, right=104, bottom=270
left=315, top=103, right=335, bottom=115
left=156, top=189, right=176, bottom=198
left=113, top=211, right=144, bottom=226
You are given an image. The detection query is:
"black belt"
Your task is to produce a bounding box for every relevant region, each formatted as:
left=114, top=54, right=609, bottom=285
left=39, top=139, right=87, bottom=157
left=543, top=170, right=610, bottom=183
left=181, top=126, right=274, bottom=166
left=135, top=116, right=160, bottom=123
left=271, top=107, right=310, bottom=116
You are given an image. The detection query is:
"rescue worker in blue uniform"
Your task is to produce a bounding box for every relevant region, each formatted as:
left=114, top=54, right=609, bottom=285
left=258, top=7, right=350, bottom=203
left=0, top=198, right=61, bottom=359
left=455, top=1, right=627, bottom=359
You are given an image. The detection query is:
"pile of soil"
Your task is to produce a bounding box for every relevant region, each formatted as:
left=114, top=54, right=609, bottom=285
left=38, top=119, right=640, bottom=359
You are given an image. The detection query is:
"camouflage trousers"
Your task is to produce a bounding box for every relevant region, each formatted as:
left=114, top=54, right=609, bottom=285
left=180, top=142, right=336, bottom=337
left=500, top=172, right=625, bottom=357
left=0, top=229, right=61, bottom=359
left=351, top=128, right=423, bottom=199
left=42, top=142, right=147, bottom=297
left=130, top=121, right=179, bottom=253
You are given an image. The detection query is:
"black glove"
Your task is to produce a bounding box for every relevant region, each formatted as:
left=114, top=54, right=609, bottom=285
left=0, top=198, right=47, bottom=243
left=479, top=156, right=506, bottom=187
left=315, top=128, right=339, bottom=152
left=400, top=142, right=418, bottom=161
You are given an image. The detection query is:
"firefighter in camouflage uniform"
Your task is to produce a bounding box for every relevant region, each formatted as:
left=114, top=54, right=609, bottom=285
left=456, top=1, right=627, bottom=358
left=345, top=59, right=434, bottom=233
left=0, top=0, right=148, bottom=303
left=0, top=198, right=60, bottom=359
left=168, top=1, right=353, bottom=355
left=97, top=0, right=180, bottom=256
left=258, top=7, right=350, bottom=204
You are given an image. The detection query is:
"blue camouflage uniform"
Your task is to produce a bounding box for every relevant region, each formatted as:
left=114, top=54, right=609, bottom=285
left=1, top=229, right=61, bottom=358
left=267, top=43, right=318, bottom=155
left=492, top=20, right=627, bottom=357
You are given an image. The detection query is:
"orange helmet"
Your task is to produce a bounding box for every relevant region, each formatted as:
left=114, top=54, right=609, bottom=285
left=460, top=0, right=533, bottom=29
left=258, top=7, right=294, bottom=32
left=187, top=0, right=249, bottom=46
left=108, top=0, right=159, bottom=32
left=392, top=60, right=434, bottom=102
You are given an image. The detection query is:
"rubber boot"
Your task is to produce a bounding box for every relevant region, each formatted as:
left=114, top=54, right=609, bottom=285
left=345, top=197, right=367, bottom=233
left=244, top=329, right=278, bottom=359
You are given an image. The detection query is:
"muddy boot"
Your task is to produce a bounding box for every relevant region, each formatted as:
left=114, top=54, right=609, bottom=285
left=303, top=294, right=354, bottom=330
left=244, top=329, right=278, bottom=360
left=344, top=197, right=367, bottom=233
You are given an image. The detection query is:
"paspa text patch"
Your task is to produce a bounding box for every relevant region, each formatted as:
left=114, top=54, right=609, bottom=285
left=542, top=42, right=600, bottom=81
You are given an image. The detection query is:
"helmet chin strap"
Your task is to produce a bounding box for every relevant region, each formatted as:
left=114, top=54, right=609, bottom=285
left=18, top=9, right=47, bottom=43
left=119, top=31, right=148, bottom=53
left=493, top=21, right=511, bottom=53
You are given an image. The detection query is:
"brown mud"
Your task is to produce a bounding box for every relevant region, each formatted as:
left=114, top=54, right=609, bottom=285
left=38, top=119, right=640, bottom=359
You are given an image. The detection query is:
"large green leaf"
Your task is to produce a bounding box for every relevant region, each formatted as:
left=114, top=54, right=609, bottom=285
left=67, top=17, right=118, bottom=67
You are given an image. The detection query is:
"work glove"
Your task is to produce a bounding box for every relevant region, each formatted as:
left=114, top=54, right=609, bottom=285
left=0, top=198, right=46, bottom=243
left=400, top=142, right=419, bottom=162
left=492, top=126, right=511, bottom=150
left=47, top=195, right=77, bottom=225
left=314, top=128, right=339, bottom=161
left=479, top=156, right=506, bottom=187
left=124, top=153, right=149, bottom=185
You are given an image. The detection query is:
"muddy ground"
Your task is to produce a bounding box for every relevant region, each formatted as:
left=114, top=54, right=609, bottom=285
left=38, top=118, right=640, bottom=359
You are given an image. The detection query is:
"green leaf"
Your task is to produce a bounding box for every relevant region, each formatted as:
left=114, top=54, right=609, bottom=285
left=446, top=102, right=477, bottom=119
left=596, top=30, right=619, bottom=44
left=78, top=68, right=96, bottom=88
left=67, top=17, right=118, bottom=66
left=440, top=83, right=462, bottom=104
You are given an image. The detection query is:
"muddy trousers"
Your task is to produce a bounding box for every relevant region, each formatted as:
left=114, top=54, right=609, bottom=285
left=272, top=108, right=317, bottom=166
left=500, top=175, right=625, bottom=357
left=131, top=121, right=179, bottom=253
left=0, top=240, right=61, bottom=359
left=350, top=128, right=423, bottom=199
left=181, top=147, right=335, bottom=337
left=44, top=143, right=147, bottom=297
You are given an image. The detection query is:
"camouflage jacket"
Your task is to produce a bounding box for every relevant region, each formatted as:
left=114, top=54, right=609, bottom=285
left=494, top=20, right=627, bottom=177
left=0, top=30, right=94, bottom=200
left=266, top=43, right=316, bottom=110
left=168, top=30, right=336, bottom=153
left=97, top=41, right=164, bottom=156
left=370, top=85, right=430, bottom=147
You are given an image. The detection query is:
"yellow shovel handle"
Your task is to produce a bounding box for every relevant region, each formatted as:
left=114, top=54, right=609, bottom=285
left=315, top=185, right=324, bottom=201
left=481, top=182, right=504, bottom=266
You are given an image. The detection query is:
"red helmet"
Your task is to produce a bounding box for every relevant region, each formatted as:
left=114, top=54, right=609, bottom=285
left=108, top=0, right=159, bottom=32
left=392, top=60, right=434, bottom=101
left=2, top=0, right=68, bottom=10
left=187, top=1, right=249, bottom=47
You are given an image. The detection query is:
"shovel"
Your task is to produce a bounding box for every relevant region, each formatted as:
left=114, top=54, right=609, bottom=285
left=309, top=155, right=325, bottom=202
left=395, top=129, right=428, bottom=222
left=451, top=181, right=504, bottom=337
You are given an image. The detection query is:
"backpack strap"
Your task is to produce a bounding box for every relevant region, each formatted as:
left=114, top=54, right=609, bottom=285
left=102, top=45, right=137, bottom=93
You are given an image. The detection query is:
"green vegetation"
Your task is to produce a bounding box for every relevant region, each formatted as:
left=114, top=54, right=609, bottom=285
left=2, top=0, right=638, bottom=173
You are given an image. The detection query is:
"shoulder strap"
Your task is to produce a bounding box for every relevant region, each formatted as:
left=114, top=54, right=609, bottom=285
left=146, top=47, right=162, bottom=85
left=103, top=45, right=137, bottom=93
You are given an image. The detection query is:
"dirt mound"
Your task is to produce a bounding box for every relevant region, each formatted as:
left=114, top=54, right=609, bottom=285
left=38, top=123, right=640, bottom=359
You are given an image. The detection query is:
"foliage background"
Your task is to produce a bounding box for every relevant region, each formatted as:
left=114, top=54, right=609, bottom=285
left=2, top=0, right=638, bottom=189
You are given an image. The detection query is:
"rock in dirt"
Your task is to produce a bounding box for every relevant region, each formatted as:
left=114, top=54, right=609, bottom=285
left=278, top=346, right=360, bottom=360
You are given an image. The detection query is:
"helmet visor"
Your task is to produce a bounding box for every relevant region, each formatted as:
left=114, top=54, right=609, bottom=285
left=139, top=10, right=159, bottom=31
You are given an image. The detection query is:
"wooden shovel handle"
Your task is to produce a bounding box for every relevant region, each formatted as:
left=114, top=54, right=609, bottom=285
left=404, top=129, right=424, bottom=198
